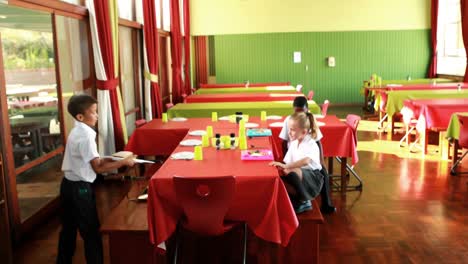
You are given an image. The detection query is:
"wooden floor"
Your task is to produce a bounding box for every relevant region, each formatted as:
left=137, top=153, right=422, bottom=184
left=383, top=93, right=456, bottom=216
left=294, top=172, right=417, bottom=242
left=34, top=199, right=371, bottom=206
left=13, top=106, right=468, bottom=263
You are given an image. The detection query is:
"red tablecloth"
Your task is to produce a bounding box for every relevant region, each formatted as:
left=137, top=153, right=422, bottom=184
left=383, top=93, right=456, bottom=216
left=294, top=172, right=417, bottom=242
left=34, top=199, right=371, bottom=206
left=125, top=116, right=358, bottom=164
left=408, top=99, right=468, bottom=132
left=200, top=82, right=290, bottom=88
left=185, top=92, right=304, bottom=103
left=146, top=132, right=298, bottom=247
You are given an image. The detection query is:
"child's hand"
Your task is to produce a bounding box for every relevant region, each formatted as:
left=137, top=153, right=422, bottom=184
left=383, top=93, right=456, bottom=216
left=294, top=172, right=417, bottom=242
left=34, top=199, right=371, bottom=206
left=121, top=155, right=135, bottom=167
left=269, top=161, right=286, bottom=169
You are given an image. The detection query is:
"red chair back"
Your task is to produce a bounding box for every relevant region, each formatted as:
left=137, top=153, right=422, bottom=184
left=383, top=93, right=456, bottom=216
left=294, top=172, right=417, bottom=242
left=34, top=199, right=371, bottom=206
left=173, top=175, right=236, bottom=236
left=346, top=114, right=361, bottom=146
left=458, top=115, right=468, bottom=149
left=321, top=100, right=330, bottom=116
left=135, top=119, right=147, bottom=128
left=166, top=103, right=174, bottom=110
left=307, top=90, right=314, bottom=100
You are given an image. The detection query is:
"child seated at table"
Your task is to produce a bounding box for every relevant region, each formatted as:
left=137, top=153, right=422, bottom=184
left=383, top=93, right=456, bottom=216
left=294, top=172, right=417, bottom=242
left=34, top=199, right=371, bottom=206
left=279, top=96, right=336, bottom=214
left=270, top=111, right=325, bottom=214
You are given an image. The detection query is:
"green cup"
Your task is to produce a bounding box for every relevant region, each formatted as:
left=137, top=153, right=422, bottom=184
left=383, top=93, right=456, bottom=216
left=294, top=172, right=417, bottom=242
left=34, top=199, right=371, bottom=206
left=260, top=111, right=267, bottom=121
left=202, top=134, right=210, bottom=147
left=211, top=112, right=218, bottom=122
left=239, top=135, right=247, bottom=150
left=162, top=113, right=168, bottom=123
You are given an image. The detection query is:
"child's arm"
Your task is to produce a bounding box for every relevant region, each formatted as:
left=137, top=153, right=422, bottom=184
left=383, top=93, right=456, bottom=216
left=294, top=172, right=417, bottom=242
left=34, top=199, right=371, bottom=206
left=90, top=155, right=135, bottom=174
left=269, top=157, right=310, bottom=170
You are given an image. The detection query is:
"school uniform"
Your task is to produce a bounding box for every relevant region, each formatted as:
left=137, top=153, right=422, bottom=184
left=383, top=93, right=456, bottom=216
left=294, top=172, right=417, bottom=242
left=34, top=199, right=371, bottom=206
left=283, top=134, right=324, bottom=201
left=57, top=121, right=102, bottom=264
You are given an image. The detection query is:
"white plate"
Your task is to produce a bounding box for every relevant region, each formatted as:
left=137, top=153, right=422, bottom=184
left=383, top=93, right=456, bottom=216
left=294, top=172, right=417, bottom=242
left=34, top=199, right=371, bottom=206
left=245, top=122, right=259, bottom=128
left=218, top=116, right=230, bottom=121
left=171, top=151, right=194, bottom=160
left=266, top=115, right=282, bottom=120
left=188, top=130, right=207, bottom=136
left=313, top=114, right=324, bottom=119
left=269, top=122, right=284, bottom=127
left=180, top=139, right=202, bottom=146
left=171, top=117, right=187, bottom=122
left=316, top=121, right=325, bottom=127
left=137, top=194, right=148, bottom=201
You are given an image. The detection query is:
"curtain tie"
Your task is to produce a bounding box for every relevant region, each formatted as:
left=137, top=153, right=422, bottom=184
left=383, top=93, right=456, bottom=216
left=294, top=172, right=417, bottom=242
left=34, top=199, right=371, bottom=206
left=144, top=71, right=159, bottom=83
left=96, top=77, right=119, bottom=91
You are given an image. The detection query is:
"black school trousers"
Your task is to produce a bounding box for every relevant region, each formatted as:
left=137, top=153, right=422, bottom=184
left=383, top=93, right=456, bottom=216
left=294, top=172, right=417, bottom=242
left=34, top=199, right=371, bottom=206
left=56, top=178, right=103, bottom=264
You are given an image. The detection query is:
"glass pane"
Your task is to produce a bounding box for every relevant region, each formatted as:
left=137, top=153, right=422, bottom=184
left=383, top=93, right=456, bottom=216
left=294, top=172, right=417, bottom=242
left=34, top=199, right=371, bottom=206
left=0, top=8, right=62, bottom=168
left=60, top=0, right=85, bottom=5
left=162, top=0, right=171, bottom=31
left=16, top=155, right=63, bottom=221
left=155, top=0, right=162, bottom=28
left=118, top=0, right=135, bottom=21
left=55, top=15, right=92, bottom=137
left=119, top=26, right=136, bottom=135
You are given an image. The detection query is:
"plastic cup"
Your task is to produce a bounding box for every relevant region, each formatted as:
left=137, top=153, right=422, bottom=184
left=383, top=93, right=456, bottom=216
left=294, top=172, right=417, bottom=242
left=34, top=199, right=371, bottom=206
left=239, top=119, right=245, bottom=130
left=223, top=136, right=231, bottom=149
left=206, top=126, right=213, bottom=138
left=202, top=134, right=210, bottom=147
left=194, top=146, right=203, bottom=160
left=239, top=135, right=248, bottom=150
left=211, top=112, right=218, bottom=122
left=162, top=113, right=168, bottom=123
left=260, top=111, right=267, bottom=121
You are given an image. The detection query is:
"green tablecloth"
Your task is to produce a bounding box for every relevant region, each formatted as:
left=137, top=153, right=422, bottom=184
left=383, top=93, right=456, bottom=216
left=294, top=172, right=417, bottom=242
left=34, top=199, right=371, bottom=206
left=381, top=78, right=453, bottom=86
left=195, top=86, right=296, bottom=95
left=385, top=90, right=468, bottom=117
left=167, top=101, right=320, bottom=118
left=446, top=113, right=468, bottom=140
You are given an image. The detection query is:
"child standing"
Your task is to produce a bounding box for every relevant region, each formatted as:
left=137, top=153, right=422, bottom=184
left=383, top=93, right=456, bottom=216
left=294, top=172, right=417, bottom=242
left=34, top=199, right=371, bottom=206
left=57, top=94, right=134, bottom=264
left=270, top=111, right=325, bottom=213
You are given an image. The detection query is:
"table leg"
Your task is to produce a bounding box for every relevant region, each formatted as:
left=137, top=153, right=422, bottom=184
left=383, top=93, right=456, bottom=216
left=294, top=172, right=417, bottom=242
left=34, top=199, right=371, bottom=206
left=340, top=157, right=347, bottom=194
left=328, top=157, right=334, bottom=175
left=452, top=140, right=459, bottom=164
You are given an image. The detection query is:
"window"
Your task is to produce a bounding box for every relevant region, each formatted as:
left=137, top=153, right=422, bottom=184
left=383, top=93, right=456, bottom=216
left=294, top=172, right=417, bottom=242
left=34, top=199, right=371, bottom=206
left=437, top=0, right=466, bottom=75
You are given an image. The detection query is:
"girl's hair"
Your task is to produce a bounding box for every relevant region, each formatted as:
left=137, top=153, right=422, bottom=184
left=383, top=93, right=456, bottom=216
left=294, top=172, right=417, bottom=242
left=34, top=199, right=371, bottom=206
left=290, top=111, right=318, bottom=139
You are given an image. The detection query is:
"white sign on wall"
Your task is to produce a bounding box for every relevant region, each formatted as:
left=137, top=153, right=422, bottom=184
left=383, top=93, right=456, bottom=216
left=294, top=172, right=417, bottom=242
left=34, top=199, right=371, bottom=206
left=293, top=51, right=301, bottom=63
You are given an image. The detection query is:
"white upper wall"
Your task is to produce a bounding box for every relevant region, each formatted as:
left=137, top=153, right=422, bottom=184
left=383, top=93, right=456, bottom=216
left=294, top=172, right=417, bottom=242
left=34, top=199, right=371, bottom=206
left=190, top=0, right=431, bottom=35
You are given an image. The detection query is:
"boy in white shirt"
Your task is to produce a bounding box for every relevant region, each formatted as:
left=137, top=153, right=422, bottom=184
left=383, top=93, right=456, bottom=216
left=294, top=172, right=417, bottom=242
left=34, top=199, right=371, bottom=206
left=278, top=97, right=335, bottom=214
left=57, top=94, right=134, bottom=264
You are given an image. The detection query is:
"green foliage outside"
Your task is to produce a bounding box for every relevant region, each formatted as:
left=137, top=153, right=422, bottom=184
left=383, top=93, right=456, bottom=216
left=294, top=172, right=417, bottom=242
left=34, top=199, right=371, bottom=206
left=1, top=28, right=54, bottom=70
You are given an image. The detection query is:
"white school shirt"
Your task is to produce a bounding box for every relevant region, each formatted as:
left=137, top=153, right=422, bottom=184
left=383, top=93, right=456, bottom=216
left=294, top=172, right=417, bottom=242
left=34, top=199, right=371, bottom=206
left=283, top=134, right=322, bottom=170
left=279, top=115, right=323, bottom=146
left=62, top=121, right=100, bottom=183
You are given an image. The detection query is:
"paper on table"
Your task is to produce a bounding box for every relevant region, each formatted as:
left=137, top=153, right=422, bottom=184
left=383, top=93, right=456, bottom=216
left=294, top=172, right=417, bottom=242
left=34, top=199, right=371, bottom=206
left=102, top=156, right=155, bottom=164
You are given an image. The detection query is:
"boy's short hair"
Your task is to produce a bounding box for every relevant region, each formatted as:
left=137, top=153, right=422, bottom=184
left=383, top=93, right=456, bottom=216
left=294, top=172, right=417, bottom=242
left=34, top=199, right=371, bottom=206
left=293, top=96, right=308, bottom=108
left=67, top=94, right=97, bottom=119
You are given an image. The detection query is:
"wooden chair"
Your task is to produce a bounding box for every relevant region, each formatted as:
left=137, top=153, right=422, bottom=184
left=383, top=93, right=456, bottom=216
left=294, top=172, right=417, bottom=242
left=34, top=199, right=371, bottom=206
left=450, top=115, right=468, bottom=175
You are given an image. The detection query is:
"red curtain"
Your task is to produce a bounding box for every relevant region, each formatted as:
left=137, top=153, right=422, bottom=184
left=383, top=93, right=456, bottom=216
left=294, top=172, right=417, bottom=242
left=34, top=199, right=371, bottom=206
left=170, top=0, right=184, bottom=104
left=183, top=0, right=191, bottom=95
left=143, top=0, right=163, bottom=118
left=194, top=36, right=208, bottom=87
left=462, top=0, right=468, bottom=82
left=93, top=0, right=124, bottom=151
left=428, top=0, right=438, bottom=78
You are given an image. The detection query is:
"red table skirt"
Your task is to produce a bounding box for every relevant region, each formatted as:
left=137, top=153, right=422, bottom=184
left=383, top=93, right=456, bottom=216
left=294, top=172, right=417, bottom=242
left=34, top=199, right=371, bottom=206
left=185, top=92, right=304, bottom=103
left=200, top=82, right=290, bottom=88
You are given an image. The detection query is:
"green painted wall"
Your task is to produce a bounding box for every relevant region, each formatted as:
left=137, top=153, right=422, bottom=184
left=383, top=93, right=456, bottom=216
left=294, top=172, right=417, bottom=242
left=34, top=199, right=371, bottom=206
left=214, top=30, right=431, bottom=104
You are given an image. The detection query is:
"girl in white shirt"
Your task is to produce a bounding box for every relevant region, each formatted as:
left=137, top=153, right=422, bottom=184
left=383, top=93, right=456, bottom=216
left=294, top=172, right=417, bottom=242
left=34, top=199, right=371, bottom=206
left=269, top=111, right=324, bottom=213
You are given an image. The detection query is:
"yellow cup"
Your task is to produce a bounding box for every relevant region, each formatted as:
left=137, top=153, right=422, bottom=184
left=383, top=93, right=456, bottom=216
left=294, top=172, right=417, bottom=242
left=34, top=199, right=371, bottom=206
left=260, top=111, right=267, bottom=121
left=193, top=146, right=203, bottom=160
left=238, top=135, right=248, bottom=150
left=202, top=134, right=210, bottom=147
left=206, top=126, right=213, bottom=138
left=162, top=113, right=168, bottom=123
left=211, top=112, right=218, bottom=122
left=222, top=136, right=231, bottom=149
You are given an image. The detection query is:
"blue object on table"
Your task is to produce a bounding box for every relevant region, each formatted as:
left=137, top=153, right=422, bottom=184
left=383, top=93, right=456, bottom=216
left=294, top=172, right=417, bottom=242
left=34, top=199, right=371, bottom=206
left=246, top=128, right=272, bottom=137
